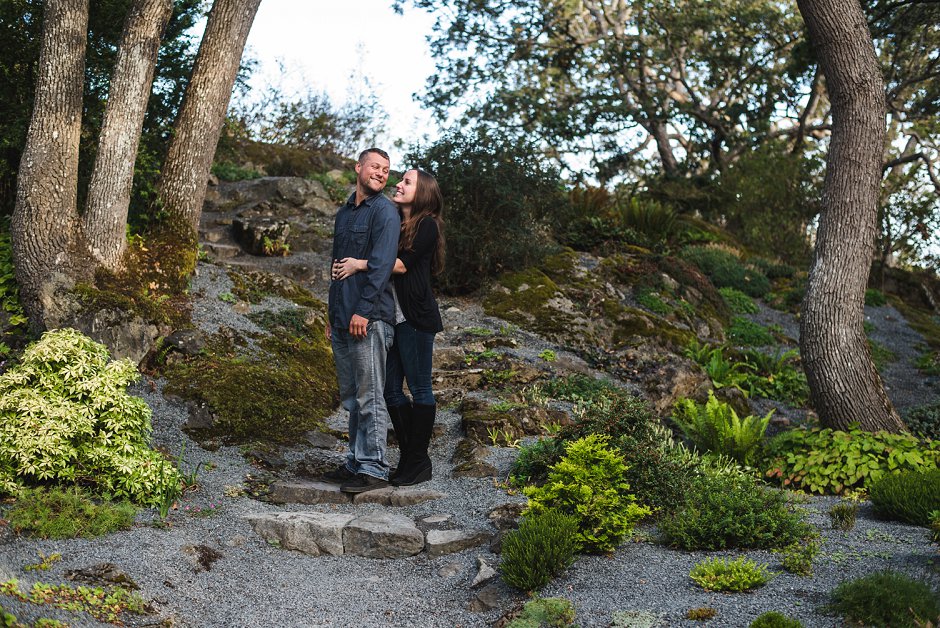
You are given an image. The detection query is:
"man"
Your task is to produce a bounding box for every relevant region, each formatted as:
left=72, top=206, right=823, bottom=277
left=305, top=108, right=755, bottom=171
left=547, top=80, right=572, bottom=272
left=324, top=148, right=400, bottom=493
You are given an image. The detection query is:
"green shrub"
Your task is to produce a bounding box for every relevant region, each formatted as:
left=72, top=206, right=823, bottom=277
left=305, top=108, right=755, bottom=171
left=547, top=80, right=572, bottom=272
left=671, top=391, right=771, bottom=465
left=685, top=343, right=809, bottom=407
left=539, top=374, right=623, bottom=409
left=500, top=510, right=580, bottom=592
left=915, top=351, right=940, bottom=377
left=728, top=317, right=775, bottom=346
left=750, top=611, right=804, bottom=628
left=929, top=510, right=940, bottom=544
left=504, top=597, right=576, bottom=628
left=869, top=469, right=940, bottom=526
left=686, top=607, right=717, bottom=621
left=0, top=329, right=181, bottom=507
left=749, top=258, right=798, bottom=280
left=210, top=161, right=262, bottom=181
left=761, top=426, right=940, bottom=494
left=679, top=245, right=771, bottom=297
left=904, top=401, right=940, bottom=440
left=689, top=556, right=773, bottom=592
left=6, top=486, right=136, bottom=539
left=865, top=288, right=888, bottom=306
left=828, top=501, right=859, bottom=530
left=510, top=437, right=566, bottom=487
left=775, top=535, right=821, bottom=576
left=0, top=225, right=27, bottom=334
left=828, top=571, right=940, bottom=628
left=658, top=469, right=814, bottom=550
left=524, top=434, right=651, bottom=553
left=719, top=287, right=759, bottom=314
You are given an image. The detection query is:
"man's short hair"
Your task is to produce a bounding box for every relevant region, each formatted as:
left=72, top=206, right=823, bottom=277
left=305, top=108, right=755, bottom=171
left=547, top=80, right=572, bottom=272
left=358, top=148, right=390, bottom=164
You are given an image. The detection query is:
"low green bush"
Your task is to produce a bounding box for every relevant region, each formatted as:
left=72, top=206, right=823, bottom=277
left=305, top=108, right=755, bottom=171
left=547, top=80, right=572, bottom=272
left=500, top=510, right=580, bottom=592
left=671, top=391, right=771, bottom=465
left=915, top=351, right=940, bottom=376
left=658, top=469, right=814, bottom=550
left=750, top=611, right=804, bottom=628
left=679, top=245, right=771, bottom=297
left=685, top=342, right=808, bottom=407
left=719, top=287, right=759, bottom=314
left=728, top=316, right=776, bottom=346
left=828, top=571, right=940, bottom=628
left=869, top=469, right=940, bottom=526
left=210, top=161, right=261, bottom=181
left=904, top=401, right=940, bottom=440
left=865, top=288, right=888, bottom=306
left=929, top=510, right=940, bottom=544
left=761, top=426, right=940, bottom=494
left=689, top=556, right=773, bottom=592
left=6, top=486, right=136, bottom=539
left=0, top=329, right=181, bottom=507
left=749, top=258, right=798, bottom=280
left=510, top=437, right=565, bottom=487
left=775, top=536, right=821, bottom=576
left=504, top=597, right=576, bottom=628
left=0, top=225, right=27, bottom=334
left=524, top=434, right=651, bottom=553
left=828, top=500, right=859, bottom=531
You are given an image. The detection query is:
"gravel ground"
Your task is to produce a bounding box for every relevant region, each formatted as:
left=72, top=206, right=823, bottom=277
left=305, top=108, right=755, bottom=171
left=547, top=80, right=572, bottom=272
left=1, top=260, right=939, bottom=627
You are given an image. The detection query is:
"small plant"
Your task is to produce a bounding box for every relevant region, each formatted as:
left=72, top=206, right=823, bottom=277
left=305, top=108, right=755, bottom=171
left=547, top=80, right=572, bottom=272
left=464, top=326, right=494, bottom=337
left=7, top=486, right=136, bottom=540
left=1, top=579, right=149, bottom=624
left=828, top=571, right=940, bottom=628
left=775, top=536, right=822, bottom=576
left=504, top=596, right=576, bottom=627
left=538, top=349, right=557, bottom=362
left=915, top=351, right=940, bottom=377
left=671, top=391, right=772, bottom=465
left=865, top=288, right=888, bottom=306
left=218, top=291, right=237, bottom=303
left=828, top=500, right=859, bottom=530
left=524, top=434, right=651, bottom=553
left=728, top=316, right=776, bottom=346
left=482, top=368, right=517, bottom=386
left=486, top=426, right=501, bottom=446
left=181, top=503, right=221, bottom=518
left=23, top=552, right=61, bottom=572
left=500, top=510, right=580, bottom=592
left=904, top=400, right=940, bottom=440
left=635, top=287, right=672, bottom=316
left=719, top=287, right=759, bottom=314
left=869, top=468, right=940, bottom=526
left=687, top=607, right=718, bottom=621
left=750, top=611, right=804, bottom=628
left=211, top=161, right=261, bottom=181
left=510, top=437, right=565, bottom=487
left=261, top=237, right=290, bottom=257
left=689, top=556, right=774, bottom=592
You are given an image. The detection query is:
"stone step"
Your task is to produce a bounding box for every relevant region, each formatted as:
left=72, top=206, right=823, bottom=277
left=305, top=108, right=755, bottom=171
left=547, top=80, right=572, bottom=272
left=268, top=480, right=445, bottom=507
left=201, top=242, right=241, bottom=259
left=200, top=226, right=231, bottom=244
left=244, top=511, right=492, bottom=559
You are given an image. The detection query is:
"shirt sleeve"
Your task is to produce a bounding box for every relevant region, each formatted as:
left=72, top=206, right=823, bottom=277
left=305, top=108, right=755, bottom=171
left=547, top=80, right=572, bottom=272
left=398, top=217, right=439, bottom=271
left=354, top=202, right=400, bottom=319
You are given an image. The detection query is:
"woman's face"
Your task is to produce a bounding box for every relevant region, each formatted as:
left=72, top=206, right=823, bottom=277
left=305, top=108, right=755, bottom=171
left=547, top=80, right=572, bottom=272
left=393, top=169, right=418, bottom=207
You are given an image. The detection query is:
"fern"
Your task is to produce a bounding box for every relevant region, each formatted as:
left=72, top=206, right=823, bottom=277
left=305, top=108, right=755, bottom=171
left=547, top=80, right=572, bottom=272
left=672, top=391, right=771, bottom=464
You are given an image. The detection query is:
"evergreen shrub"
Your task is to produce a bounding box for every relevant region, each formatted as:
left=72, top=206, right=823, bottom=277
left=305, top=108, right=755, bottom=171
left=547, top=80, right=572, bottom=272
left=672, top=391, right=771, bottom=465
left=689, top=556, right=773, bottom=592
left=828, top=571, right=940, bottom=628
left=904, top=400, right=940, bottom=440
left=865, top=288, right=888, bottom=306
left=728, top=316, right=775, bottom=346
left=679, top=245, right=771, bottom=297
left=0, top=329, right=180, bottom=507
left=7, top=486, right=136, bottom=539
left=524, top=434, right=651, bottom=553
left=719, top=287, right=759, bottom=314
left=828, top=501, right=859, bottom=530
left=504, top=597, right=576, bottom=628
left=775, top=536, right=821, bottom=576
left=869, top=468, right=940, bottom=526
left=500, top=510, right=579, bottom=592
left=750, top=611, right=804, bottom=628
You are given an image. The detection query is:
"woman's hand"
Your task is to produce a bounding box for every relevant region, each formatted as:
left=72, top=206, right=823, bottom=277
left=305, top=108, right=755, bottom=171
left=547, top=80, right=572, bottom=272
left=332, top=258, right=366, bottom=281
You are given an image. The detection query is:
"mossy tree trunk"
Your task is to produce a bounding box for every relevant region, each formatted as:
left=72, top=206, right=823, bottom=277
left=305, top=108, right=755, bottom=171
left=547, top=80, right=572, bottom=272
left=797, top=0, right=906, bottom=433
left=158, top=0, right=262, bottom=252
left=83, top=0, right=173, bottom=272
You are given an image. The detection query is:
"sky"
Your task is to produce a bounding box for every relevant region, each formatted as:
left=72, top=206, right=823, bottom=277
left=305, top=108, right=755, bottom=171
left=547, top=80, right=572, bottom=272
left=242, top=0, right=440, bottom=166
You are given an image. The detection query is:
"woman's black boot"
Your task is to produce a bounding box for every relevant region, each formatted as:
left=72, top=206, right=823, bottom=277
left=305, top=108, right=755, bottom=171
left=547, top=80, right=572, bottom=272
left=392, top=403, right=435, bottom=486
left=388, top=404, right=411, bottom=482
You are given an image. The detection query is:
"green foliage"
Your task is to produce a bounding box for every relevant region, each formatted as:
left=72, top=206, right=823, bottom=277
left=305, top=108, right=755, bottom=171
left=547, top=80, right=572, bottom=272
left=749, top=258, right=798, bottom=280
left=915, top=350, right=940, bottom=376
left=406, top=128, right=565, bottom=294
left=0, top=329, right=181, bottom=507
left=865, top=288, right=888, bottom=306
left=929, top=510, right=940, bottom=544
left=828, top=501, right=859, bottom=531
left=538, top=349, right=557, bottom=362
left=612, top=196, right=681, bottom=246
left=869, top=469, right=940, bottom=526
left=828, top=571, right=940, bottom=628
left=658, top=469, right=814, bottom=550
left=500, top=510, right=580, bottom=592
left=904, top=401, right=940, bottom=440
left=685, top=342, right=808, bottom=407
left=689, top=556, right=774, bottom=592
left=635, top=286, right=672, bottom=316
left=775, top=535, right=821, bottom=576
left=679, top=245, right=771, bottom=297
left=539, top=374, right=623, bottom=409
left=0, top=224, right=27, bottom=333
left=750, top=611, right=805, bottom=628
left=211, top=162, right=261, bottom=181
left=511, top=437, right=566, bottom=487
left=686, top=607, right=717, bottom=621
left=720, top=287, right=759, bottom=314
left=868, top=337, right=897, bottom=372
left=671, top=391, right=771, bottom=464
left=728, top=317, right=776, bottom=346
left=504, top=597, right=577, bottom=628
left=524, top=434, right=651, bottom=553
left=6, top=486, right=135, bottom=539
left=1, top=579, right=148, bottom=625
left=761, top=426, right=940, bottom=494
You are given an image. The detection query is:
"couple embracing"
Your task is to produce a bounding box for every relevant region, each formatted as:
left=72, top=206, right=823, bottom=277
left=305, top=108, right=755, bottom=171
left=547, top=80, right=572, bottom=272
left=324, top=148, right=445, bottom=494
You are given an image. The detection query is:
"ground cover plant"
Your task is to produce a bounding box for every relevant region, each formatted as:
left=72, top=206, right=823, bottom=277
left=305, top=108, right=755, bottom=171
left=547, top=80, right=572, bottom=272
left=761, top=426, right=940, bottom=494
left=0, top=329, right=180, bottom=507
left=685, top=342, right=809, bottom=406
left=500, top=510, right=580, bottom=592
left=868, top=468, right=940, bottom=526
left=750, top=611, right=804, bottom=628
left=828, top=500, right=859, bottom=530
left=5, top=486, right=136, bottom=539
left=524, top=434, right=651, bottom=553
left=719, top=287, right=759, bottom=314
left=678, top=245, right=771, bottom=297
left=503, top=597, right=576, bottom=628
left=727, top=316, right=775, bottom=346
left=775, top=536, right=821, bottom=576
left=904, top=400, right=940, bottom=440
left=671, top=391, right=771, bottom=465
left=689, top=556, right=774, bottom=592
left=0, top=579, right=149, bottom=625
left=827, top=571, right=940, bottom=628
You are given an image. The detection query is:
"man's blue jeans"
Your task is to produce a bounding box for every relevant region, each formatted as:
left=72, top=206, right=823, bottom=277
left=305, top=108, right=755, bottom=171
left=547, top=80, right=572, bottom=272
left=331, top=321, right=394, bottom=479
left=385, top=321, right=437, bottom=407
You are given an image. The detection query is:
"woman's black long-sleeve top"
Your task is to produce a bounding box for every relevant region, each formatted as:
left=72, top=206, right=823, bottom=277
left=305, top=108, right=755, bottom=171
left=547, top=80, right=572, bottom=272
left=395, top=217, right=443, bottom=333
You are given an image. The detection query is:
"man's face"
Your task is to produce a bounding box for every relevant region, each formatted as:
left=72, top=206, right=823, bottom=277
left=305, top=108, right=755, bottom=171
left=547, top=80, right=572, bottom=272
left=355, top=152, right=390, bottom=196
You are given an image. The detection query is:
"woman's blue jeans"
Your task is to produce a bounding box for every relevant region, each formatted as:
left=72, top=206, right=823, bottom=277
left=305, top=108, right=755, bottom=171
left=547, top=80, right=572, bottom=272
left=385, top=321, right=436, bottom=408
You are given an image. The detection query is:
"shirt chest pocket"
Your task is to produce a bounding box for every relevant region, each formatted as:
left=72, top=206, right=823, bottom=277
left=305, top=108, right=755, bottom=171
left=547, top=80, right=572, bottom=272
left=351, top=224, right=370, bottom=255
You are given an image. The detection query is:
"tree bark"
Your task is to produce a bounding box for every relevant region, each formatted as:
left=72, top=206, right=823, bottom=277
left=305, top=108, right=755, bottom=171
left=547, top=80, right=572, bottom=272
left=83, top=0, right=172, bottom=271
left=797, top=0, right=905, bottom=432
left=158, top=0, right=262, bottom=240
left=11, top=0, right=89, bottom=329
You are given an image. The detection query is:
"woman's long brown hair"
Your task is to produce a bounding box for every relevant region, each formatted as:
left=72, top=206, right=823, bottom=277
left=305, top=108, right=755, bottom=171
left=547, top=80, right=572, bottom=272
left=399, top=169, right=445, bottom=275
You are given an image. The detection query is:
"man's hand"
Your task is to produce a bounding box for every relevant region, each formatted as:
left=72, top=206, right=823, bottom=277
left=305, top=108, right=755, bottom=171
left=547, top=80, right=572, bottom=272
left=349, top=314, right=368, bottom=339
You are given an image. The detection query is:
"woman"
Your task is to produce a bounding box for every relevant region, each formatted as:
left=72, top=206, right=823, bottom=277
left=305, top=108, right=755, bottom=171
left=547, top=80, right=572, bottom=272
left=332, top=168, right=445, bottom=486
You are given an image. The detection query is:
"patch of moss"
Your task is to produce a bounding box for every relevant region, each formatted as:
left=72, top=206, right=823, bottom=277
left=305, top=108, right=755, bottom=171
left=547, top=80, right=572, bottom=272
left=540, top=248, right=582, bottom=283
left=228, top=269, right=321, bottom=307
left=162, top=305, right=336, bottom=444
left=613, top=307, right=695, bottom=349
left=482, top=267, right=569, bottom=333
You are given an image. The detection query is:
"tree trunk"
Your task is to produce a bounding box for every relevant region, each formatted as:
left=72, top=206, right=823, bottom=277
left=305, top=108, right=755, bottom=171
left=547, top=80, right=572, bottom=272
left=797, top=0, right=905, bottom=432
left=83, top=0, right=172, bottom=271
left=158, top=0, right=262, bottom=241
left=11, top=0, right=89, bottom=329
